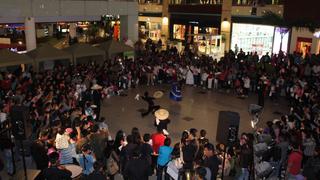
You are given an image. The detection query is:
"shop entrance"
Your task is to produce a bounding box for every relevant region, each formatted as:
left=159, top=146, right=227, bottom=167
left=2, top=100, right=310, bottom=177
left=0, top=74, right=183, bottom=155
left=296, top=37, right=312, bottom=57
left=189, top=34, right=224, bottom=59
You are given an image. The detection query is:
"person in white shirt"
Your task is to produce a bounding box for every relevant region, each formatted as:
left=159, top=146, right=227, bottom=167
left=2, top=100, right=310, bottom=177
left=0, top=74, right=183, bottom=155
left=201, top=70, right=209, bottom=89
left=186, top=66, right=194, bottom=85
left=0, top=107, right=6, bottom=124
left=243, top=76, right=251, bottom=97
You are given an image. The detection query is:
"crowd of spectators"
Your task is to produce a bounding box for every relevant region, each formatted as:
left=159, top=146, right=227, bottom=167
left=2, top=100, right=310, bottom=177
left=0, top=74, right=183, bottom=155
left=0, top=39, right=320, bottom=180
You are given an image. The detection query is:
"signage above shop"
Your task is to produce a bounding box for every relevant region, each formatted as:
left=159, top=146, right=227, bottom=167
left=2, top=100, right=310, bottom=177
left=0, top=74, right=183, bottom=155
left=188, top=21, right=199, bottom=24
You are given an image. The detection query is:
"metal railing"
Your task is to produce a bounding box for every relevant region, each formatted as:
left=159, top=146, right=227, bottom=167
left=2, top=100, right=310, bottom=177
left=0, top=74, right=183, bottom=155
left=138, top=0, right=162, bottom=4
left=232, top=0, right=284, bottom=6
left=169, top=0, right=223, bottom=5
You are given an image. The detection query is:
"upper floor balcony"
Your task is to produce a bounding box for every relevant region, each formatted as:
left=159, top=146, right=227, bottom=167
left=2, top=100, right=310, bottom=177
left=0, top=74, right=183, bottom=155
left=232, top=3, right=284, bottom=17
left=169, top=0, right=222, bottom=5
left=232, top=0, right=283, bottom=6
left=139, top=5, right=163, bottom=13
left=138, top=0, right=163, bottom=4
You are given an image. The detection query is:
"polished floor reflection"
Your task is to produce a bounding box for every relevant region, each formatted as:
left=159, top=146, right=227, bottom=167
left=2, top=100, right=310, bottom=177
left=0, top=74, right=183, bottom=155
left=102, top=85, right=288, bottom=143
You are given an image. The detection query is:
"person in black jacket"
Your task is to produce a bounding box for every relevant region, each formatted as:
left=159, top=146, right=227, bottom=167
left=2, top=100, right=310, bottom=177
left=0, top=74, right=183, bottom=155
left=31, top=130, right=49, bottom=170
left=86, top=161, right=107, bottom=180
left=91, top=86, right=102, bottom=121
left=141, top=91, right=160, bottom=117
left=257, top=80, right=265, bottom=107
left=303, top=146, right=320, bottom=180
left=237, top=135, right=253, bottom=180
left=41, top=152, right=72, bottom=180
left=203, top=143, right=220, bottom=180
left=123, top=148, right=150, bottom=180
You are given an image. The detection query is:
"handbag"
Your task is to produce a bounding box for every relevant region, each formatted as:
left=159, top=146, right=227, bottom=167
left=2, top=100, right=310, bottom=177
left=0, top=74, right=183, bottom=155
left=255, top=161, right=272, bottom=178
left=107, top=151, right=119, bottom=175
left=167, top=160, right=180, bottom=180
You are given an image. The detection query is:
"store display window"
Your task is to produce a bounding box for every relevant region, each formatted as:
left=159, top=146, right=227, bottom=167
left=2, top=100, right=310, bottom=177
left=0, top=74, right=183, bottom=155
left=231, top=23, right=274, bottom=56
left=173, top=24, right=186, bottom=40
left=296, top=37, right=312, bottom=57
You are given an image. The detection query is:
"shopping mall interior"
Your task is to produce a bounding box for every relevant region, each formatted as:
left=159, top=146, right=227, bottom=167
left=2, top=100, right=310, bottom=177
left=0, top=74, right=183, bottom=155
left=1, top=0, right=320, bottom=180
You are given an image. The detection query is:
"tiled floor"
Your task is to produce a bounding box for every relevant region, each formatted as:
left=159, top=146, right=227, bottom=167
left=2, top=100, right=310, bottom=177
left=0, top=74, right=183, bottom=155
left=103, top=85, right=288, bottom=143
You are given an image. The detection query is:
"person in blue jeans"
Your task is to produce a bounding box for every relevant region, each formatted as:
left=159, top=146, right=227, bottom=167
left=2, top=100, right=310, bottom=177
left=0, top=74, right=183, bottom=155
left=237, top=134, right=252, bottom=180
left=157, top=137, right=173, bottom=180
left=77, top=144, right=96, bottom=175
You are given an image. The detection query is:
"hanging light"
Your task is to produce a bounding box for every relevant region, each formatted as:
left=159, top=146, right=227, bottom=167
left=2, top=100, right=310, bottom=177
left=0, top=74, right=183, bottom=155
left=221, top=18, right=230, bottom=31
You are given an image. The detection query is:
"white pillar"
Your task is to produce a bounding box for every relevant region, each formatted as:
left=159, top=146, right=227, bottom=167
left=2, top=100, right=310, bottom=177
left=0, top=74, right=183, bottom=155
left=120, top=15, right=138, bottom=43
left=25, top=17, right=37, bottom=51
left=221, top=0, right=232, bottom=52
left=69, top=23, right=77, bottom=39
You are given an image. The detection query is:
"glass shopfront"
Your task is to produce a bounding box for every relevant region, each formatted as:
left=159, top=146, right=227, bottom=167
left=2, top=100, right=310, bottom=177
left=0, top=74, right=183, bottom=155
left=192, top=27, right=220, bottom=55
left=296, top=37, right=312, bottom=57
left=139, top=21, right=162, bottom=41
left=173, top=24, right=186, bottom=40
left=231, top=23, right=275, bottom=56
left=272, top=27, right=289, bottom=54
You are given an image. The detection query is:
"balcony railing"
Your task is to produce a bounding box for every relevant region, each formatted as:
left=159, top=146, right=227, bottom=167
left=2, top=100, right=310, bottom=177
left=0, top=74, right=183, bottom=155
left=138, top=0, right=162, bottom=4
left=169, top=0, right=223, bottom=5
left=232, top=0, right=283, bottom=6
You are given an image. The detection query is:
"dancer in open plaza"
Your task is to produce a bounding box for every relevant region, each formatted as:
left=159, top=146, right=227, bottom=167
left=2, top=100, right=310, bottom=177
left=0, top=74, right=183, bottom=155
left=141, top=91, right=161, bottom=117
left=169, top=82, right=182, bottom=101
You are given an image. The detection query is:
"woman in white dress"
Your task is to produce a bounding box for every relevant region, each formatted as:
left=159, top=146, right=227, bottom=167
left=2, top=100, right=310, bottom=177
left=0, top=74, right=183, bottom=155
left=186, top=66, right=194, bottom=85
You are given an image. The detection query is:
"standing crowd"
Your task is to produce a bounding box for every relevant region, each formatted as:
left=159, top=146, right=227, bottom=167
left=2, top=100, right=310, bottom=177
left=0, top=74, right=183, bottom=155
left=0, top=39, right=320, bottom=179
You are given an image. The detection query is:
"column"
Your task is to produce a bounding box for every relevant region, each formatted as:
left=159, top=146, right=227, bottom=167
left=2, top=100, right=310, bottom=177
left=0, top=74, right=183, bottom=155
left=162, top=0, right=169, bottom=44
left=47, top=24, right=54, bottom=37
left=120, top=15, right=138, bottom=43
left=25, top=17, right=37, bottom=51
left=220, top=0, right=232, bottom=52
left=69, top=23, right=77, bottom=39
left=161, top=17, right=169, bottom=43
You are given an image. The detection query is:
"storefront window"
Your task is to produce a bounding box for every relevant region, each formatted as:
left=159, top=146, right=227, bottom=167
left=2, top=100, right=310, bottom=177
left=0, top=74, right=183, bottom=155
left=272, top=27, right=289, bottom=54
left=231, top=23, right=274, bottom=56
left=173, top=24, right=186, bottom=40
left=296, top=37, right=312, bottom=57
left=139, top=20, right=162, bottom=41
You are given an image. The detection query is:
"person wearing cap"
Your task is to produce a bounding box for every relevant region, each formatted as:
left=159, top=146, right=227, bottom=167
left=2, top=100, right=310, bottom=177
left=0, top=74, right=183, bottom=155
left=141, top=91, right=160, bottom=117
